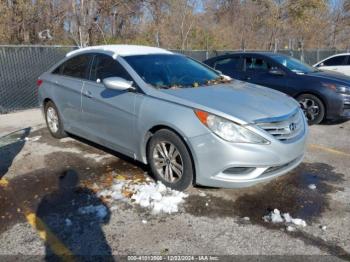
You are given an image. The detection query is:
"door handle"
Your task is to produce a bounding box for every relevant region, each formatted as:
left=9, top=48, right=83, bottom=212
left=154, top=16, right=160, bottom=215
left=83, top=91, right=93, bottom=98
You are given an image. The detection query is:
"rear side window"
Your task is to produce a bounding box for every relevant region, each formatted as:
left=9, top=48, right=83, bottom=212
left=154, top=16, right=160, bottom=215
left=322, top=55, right=346, bottom=66
left=245, top=57, right=272, bottom=71
left=214, top=57, right=241, bottom=75
left=90, top=54, right=132, bottom=81
left=53, top=54, right=91, bottom=79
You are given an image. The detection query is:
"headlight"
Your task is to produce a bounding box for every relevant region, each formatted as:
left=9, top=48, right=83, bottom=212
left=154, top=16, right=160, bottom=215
left=194, top=110, right=270, bottom=144
left=322, top=82, right=350, bottom=94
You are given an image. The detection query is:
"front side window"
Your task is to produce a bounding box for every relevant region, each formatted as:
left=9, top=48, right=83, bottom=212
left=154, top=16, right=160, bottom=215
left=214, top=57, right=241, bottom=75
left=271, top=55, right=316, bottom=74
left=123, top=54, right=224, bottom=89
left=245, top=57, right=271, bottom=71
left=322, top=55, right=346, bottom=66
left=90, top=54, right=132, bottom=82
left=58, top=55, right=91, bottom=79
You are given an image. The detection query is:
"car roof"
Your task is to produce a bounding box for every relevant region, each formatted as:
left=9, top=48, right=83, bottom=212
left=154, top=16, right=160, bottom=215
left=323, top=52, right=350, bottom=57
left=204, top=51, right=287, bottom=62
left=66, top=45, right=173, bottom=58
left=313, top=53, right=350, bottom=66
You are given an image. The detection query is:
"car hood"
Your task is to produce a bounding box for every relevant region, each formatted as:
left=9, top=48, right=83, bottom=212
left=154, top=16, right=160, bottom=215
left=155, top=81, right=299, bottom=124
left=306, top=70, right=350, bottom=85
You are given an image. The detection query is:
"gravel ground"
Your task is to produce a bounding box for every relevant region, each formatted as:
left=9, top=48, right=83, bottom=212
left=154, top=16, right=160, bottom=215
left=0, top=109, right=349, bottom=261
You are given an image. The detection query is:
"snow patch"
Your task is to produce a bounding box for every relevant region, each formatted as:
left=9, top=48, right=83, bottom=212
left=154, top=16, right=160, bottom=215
left=131, top=181, right=187, bottom=214
left=24, top=136, right=41, bottom=142
left=308, top=184, right=317, bottom=190
left=96, top=178, right=187, bottom=214
left=286, top=225, right=296, bottom=232
left=263, top=208, right=307, bottom=228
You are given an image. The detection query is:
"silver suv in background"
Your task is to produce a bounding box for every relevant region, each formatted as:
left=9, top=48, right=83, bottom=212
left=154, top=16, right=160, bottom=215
left=38, top=45, right=308, bottom=190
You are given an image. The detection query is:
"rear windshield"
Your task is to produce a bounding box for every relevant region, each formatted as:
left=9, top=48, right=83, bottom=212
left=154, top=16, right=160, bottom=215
left=123, top=54, right=226, bottom=89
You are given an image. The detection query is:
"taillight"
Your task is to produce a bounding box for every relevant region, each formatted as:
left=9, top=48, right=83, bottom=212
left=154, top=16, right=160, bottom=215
left=37, top=79, right=43, bottom=87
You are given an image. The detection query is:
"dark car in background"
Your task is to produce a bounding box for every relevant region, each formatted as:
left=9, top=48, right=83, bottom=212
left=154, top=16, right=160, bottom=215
left=204, top=52, right=350, bottom=124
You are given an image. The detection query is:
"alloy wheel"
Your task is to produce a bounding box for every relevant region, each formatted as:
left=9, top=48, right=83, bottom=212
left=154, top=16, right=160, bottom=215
left=152, top=141, right=183, bottom=183
left=46, top=107, right=59, bottom=133
left=299, top=98, right=320, bottom=122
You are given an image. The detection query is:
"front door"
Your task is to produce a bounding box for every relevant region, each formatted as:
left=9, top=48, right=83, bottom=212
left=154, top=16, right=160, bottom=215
left=81, top=54, right=137, bottom=157
left=241, top=55, right=294, bottom=95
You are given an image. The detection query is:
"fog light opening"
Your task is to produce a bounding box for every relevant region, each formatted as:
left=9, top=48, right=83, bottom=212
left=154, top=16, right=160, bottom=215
left=223, top=167, right=256, bottom=175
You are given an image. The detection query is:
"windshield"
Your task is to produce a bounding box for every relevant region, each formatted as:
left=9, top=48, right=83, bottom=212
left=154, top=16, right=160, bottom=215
left=271, top=55, right=317, bottom=74
left=124, top=54, right=227, bottom=89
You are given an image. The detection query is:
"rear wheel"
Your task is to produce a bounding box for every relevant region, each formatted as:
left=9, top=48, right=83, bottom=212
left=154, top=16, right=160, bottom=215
left=147, top=129, right=193, bottom=191
left=44, top=101, right=67, bottom=139
left=297, top=94, right=325, bottom=125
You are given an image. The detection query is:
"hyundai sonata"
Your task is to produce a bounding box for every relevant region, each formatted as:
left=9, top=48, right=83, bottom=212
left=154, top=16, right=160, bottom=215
left=38, top=45, right=307, bottom=190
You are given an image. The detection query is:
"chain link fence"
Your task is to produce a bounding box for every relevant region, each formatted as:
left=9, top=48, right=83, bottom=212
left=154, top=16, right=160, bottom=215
left=0, top=46, right=347, bottom=114
left=0, top=46, right=75, bottom=114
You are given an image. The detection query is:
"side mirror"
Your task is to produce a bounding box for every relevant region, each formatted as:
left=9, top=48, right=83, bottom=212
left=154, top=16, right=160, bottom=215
left=102, top=77, right=134, bottom=91
left=269, top=68, right=285, bottom=76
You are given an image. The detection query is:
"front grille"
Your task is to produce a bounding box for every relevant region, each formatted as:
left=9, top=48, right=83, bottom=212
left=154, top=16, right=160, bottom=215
left=255, top=109, right=304, bottom=142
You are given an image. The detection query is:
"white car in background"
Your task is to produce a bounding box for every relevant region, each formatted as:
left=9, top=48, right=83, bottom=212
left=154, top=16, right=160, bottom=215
left=314, top=53, right=350, bottom=76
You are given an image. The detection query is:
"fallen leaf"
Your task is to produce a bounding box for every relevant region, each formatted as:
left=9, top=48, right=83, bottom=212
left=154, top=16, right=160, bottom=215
left=0, top=179, right=9, bottom=187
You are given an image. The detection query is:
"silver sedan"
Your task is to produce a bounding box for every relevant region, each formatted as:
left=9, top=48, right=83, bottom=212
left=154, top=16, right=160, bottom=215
left=38, top=45, right=308, bottom=190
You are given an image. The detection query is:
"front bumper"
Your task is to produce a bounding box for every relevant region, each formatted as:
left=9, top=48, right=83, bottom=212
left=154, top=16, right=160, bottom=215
left=340, top=94, right=350, bottom=118
left=326, top=93, right=350, bottom=120
left=188, top=125, right=307, bottom=188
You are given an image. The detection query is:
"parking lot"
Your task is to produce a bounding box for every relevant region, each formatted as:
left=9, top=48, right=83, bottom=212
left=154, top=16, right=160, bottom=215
left=0, top=108, right=349, bottom=260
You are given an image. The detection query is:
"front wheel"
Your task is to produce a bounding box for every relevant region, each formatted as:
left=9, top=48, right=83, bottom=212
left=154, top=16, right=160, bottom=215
left=297, top=94, right=325, bottom=125
left=147, top=129, right=193, bottom=191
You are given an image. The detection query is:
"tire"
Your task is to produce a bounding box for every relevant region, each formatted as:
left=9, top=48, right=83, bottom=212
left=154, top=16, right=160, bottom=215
left=44, top=101, right=67, bottom=139
left=297, top=94, right=325, bottom=125
left=147, top=129, right=193, bottom=191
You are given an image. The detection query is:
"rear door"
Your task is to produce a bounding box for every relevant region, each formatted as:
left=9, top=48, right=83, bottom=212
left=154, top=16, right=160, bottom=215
left=81, top=54, right=137, bottom=157
left=51, top=54, right=92, bottom=132
left=317, top=55, right=348, bottom=75
left=241, top=55, right=294, bottom=95
left=211, top=55, right=243, bottom=79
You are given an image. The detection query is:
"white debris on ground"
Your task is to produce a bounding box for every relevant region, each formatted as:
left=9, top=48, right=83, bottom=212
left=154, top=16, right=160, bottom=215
left=142, top=220, right=147, bottom=224
left=264, top=209, right=284, bottom=223
left=96, top=177, right=188, bottom=215
left=83, top=153, right=111, bottom=163
left=263, top=208, right=307, bottom=228
left=321, top=225, right=327, bottom=231
left=78, top=204, right=108, bottom=220
left=243, top=217, right=250, bottom=221
left=286, top=225, right=296, bottom=232
left=308, top=184, right=317, bottom=190
left=198, top=191, right=206, bottom=197
left=24, top=136, right=41, bottom=142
